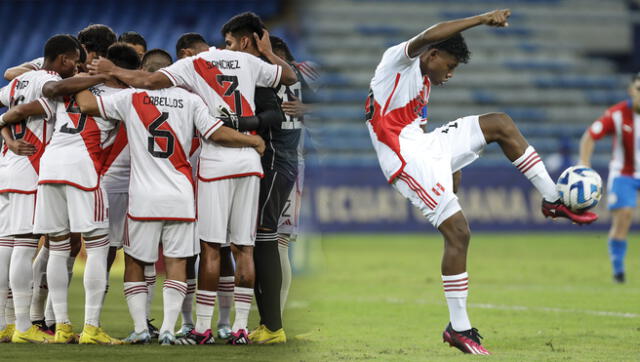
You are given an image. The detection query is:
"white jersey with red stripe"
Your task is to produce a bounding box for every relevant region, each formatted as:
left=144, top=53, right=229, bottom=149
left=28, top=57, right=44, bottom=70
left=588, top=100, right=640, bottom=179
left=159, top=47, right=281, bottom=181
left=98, top=87, right=222, bottom=220
left=38, top=84, right=123, bottom=191
left=366, top=41, right=431, bottom=182
left=0, top=70, right=60, bottom=193
left=101, top=124, right=130, bottom=193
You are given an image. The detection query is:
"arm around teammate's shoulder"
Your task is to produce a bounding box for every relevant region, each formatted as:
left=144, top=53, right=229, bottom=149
left=0, top=100, right=45, bottom=127
left=75, top=89, right=100, bottom=116
left=208, top=126, right=265, bottom=156
left=88, top=57, right=172, bottom=90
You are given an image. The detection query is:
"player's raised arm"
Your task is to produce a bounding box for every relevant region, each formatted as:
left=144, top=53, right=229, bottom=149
left=0, top=100, right=46, bottom=127
left=208, top=126, right=265, bottom=156
left=88, top=57, right=172, bottom=89
left=42, top=73, right=109, bottom=98
left=254, top=29, right=297, bottom=86
left=4, top=61, right=39, bottom=81
left=407, top=9, right=510, bottom=58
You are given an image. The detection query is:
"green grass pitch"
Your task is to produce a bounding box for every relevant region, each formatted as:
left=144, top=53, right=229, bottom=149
left=2, top=232, right=638, bottom=361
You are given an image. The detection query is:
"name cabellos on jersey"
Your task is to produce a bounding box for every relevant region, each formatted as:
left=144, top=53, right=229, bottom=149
left=0, top=70, right=60, bottom=193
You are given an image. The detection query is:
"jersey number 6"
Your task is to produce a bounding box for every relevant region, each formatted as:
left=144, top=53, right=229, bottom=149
left=147, top=112, right=175, bottom=159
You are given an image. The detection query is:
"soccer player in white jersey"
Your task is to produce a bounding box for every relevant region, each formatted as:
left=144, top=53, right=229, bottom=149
left=88, top=21, right=296, bottom=345
left=365, top=10, right=598, bottom=354
left=0, top=34, right=108, bottom=343
left=0, top=43, right=137, bottom=345
left=4, top=57, right=44, bottom=81
left=76, top=80, right=265, bottom=345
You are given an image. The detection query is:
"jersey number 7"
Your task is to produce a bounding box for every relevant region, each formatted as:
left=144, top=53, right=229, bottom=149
left=147, top=112, right=175, bottom=159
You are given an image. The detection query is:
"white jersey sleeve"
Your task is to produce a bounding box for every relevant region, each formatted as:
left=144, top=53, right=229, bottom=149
left=245, top=53, right=282, bottom=88
left=98, top=88, right=135, bottom=121
left=158, top=57, right=196, bottom=88
left=379, top=41, right=417, bottom=71
left=28, top=57, right=45, bottom=70
left=191, top=95, right=223, bottom=139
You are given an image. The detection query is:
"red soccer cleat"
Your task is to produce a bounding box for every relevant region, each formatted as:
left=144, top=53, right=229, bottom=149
left=541, top=199, right=598, bottom=224
left=443, top=323, right=490, bottom=355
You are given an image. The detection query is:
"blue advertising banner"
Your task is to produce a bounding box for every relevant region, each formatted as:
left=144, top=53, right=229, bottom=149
left=302, top=165, right=634, bottom=233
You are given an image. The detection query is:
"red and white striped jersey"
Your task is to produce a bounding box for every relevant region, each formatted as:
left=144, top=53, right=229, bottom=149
left=98, top=87, right=222, bottom=221
left=366, top=41, right=431, bottom=182
left=101, top=124, right=130, bottom=194
left=38, top=84, right=123, bottom=191
left=0, top=70, right=60, bottom=193
left=589, top=100, right=640, bottom=178
left=159, top=48, right=281, bottom=181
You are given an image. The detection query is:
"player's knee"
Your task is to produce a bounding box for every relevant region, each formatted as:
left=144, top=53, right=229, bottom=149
left=481, top=112, right=516, bottom=140
left=445, top=224, right=470, bottom=252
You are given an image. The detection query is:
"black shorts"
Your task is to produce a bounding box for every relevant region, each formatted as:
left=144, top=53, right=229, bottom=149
left=258, top=170, right=295, bottom=231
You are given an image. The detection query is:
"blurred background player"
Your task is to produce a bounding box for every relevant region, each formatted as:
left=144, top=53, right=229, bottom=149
left=579, top=73, right=640, bottom=284
left=76, top=76, right=265, bottom=345
left=118, top=31, right=147, bottom=59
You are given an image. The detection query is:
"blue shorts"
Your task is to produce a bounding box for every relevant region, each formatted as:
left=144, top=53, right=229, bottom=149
left=608, top=175, right=640, bottom=210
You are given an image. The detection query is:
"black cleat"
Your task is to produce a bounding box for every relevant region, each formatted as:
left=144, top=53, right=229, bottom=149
left=613, top=272, right=625, bottom=284
left=147, top=319, right=159, bottom=339
left=442, top=323, right=490, bottom=355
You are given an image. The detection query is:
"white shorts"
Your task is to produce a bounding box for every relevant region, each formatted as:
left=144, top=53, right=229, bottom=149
left=0, top=191, right=36, bottom=235
left=393, top=115, right=486, bottom=228
left=107, top=192, right=128, bottom=248
left=0, top=192, right=12, bottom=235
left=277, top=165, right=304, bottom=236
left=197, top=176, right=259, bottom=246
left=33, top=184, right=109, bottom=234
left=124, top=218, right=199, bottom=263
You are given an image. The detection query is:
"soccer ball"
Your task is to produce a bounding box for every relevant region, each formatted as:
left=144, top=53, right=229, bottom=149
left=556, top=166, right=602, bottom=211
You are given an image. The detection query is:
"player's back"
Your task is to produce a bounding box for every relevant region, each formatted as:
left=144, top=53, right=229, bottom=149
left=98, top=86, right=220, bottom=220
left=39, top=84, right=122, bottom=190
left=0, top=69, right=60, bottom=192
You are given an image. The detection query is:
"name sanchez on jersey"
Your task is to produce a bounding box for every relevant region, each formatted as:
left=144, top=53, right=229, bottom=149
left=203, top=59, right=240, bottom=70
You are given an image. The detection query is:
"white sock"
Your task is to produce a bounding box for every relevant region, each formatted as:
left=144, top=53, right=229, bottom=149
left=5, top=290, right=15, bottom=325
left=30, top=246, right=49, bottom=321
left=232, top=287, right=253, bottom=332
left=0, top=237, right=13, bottom=329
left=442, top=272, right=471, bottom=332
left=47, top=237, right=71, bottom=324
left=217, top=276, right=234, bottom=327
left=83, top=237, right=109, bottom=327
left=44, top=296, right=55, bottom=327
left=512, top=146, right=559, bottom=202
left=181, top=278, right=196, bottom=326
left=144, top=264, right=156, bottom=320
left=10, top=240, right=38, bottom=332
left=278, top=234, right=292, bottom=315
left=160, top=280, right=187, bottom=335
left=194, top=289, right=216, bottom=333
left=124, top=282, right=148, bottom=333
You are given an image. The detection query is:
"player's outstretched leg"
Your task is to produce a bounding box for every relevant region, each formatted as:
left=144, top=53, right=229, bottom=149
left=478, top=112, right=597, bottom=224
left=438, top=212, right=490, bottom=355
left=608, top=208, right=632, bottom=283
left=216, top=247, right=235, bottom=339
left=176, top=243, right=218, bottom=346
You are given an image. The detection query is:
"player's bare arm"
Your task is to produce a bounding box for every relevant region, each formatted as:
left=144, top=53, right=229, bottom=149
left=209, top=126, right=266, bottom=156
left=42, top=73, right=109, bottom=98
left=0, top=99, right=46, bottom=127
left=452, top=170, right=462, bottom=194
left=0, top=124, right=36, bottom=156
left=3, top=61, right=38, bottom=81
left=254, top=29, right=297, bottom=86
left=578, top=130, right=596, bottom=167
left=281, top=95, right=311, bottom=118
left=74, top=89, right=100, bottom=116
left=407, top=9, right=510, bottom=58
left=88, top=57, right=172, bottom=89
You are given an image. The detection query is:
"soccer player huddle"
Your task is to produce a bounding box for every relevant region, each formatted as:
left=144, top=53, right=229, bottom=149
left=0, top=11, right=314, bottom=345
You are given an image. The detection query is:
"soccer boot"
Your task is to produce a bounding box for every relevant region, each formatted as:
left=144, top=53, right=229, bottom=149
left=442, top=323, right=490, bottom=355
left=227, top=328, right=250, bottom=345
left=147, top=319, right=159, bottom=339
left=248, top=326, right=286, bottom=344
left=248, top=324, right=266, bottom=340
left=79, top=324, right=123, bottom=345
left=123, top=330, right=151, bottom=344
left=12, top=324, right=55, bottom=343
left=158, top=330, right=175, bottom=345
left=53, top=323, right=77, bottom=344
left=175, top=329, right=215, bottom=345
left=541, top=199, right=598, bottom=224
left=175, top=323, right=194, bottom=338
left=614, top=272, right=626, bottom=283
left=0, top=324, right=15, bottom=342
left=31, top=320, right=54, bottom=336
left=217, top=324, right=232, bottom=339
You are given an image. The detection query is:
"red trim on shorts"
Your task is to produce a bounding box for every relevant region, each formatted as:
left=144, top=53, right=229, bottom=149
left=127, top=214, right=196, bottom=222
left=38, top=179, right=99, bottom=191
left=197, top=172, right=263, bottom=182
left=0, top=189, right=36, bottom=194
